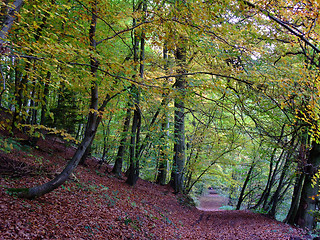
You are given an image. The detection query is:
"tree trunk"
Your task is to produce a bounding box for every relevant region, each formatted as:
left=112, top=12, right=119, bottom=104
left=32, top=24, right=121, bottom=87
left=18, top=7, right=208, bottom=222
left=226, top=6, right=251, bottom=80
left=125, top=0, right=146, bottom=186
left=156, top=44, right=169, bottom=186
left=286, top=139, right=308, bottom=224
left=262, top=149, right=285, bottom=211
left=17, top=110, right=100, bottom=199
left=98, top=117, right=112, bottom=168
left=0, top=0, right=24, bottom=46
left=268, top=151, right=292, bottom=217
left=285, top=173, right=304, bottom=224
left=125, top=100, right=141, bottom=186
left=11, top=67, right=23, bottom=131
left=79, top=0, right=99, bottom=166
left=252, top=147, right=277, bottom=209
left=112, top=107, right=131, bottom=176
left=170, top=35, right=187, bottom=193
left=236, top=160, right=255, bottom=210
left=40, top=71, right=50, bottom=126
left=0, top=64, right=7, bottom=106
left=156, top=113, right=170, bottom=185
left=14, top=0, right=103, bottom=199
left=294, top=142, right=320, bottom=230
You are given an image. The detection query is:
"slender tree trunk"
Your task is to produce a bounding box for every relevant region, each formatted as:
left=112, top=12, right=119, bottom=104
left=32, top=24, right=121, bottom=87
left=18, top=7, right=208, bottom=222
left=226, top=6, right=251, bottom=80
left=268, top=151, right=292, bottom=217
left=0, top=64, right=7, bottom=106
left=262, top=149, right=285, bottom=211
left=112, top=107, right=131, bottom=176
left=98, top=117, right=112, bottom=168
left=11, top=67, right=23, bottom=131
left=156, top=116, right=169, bottom=185
left=236, top=160, right=255, bottom=210
left=27, top=83, right=36, bottom=125
left=125, top=0, right=146, bottom=186
left=156, top=113, right=170, bottom=185
left=252, top=147, right=277, bottom=209
left=40, top=71, right=50, bottom=126
left=156, top=44, right=170, bottom=185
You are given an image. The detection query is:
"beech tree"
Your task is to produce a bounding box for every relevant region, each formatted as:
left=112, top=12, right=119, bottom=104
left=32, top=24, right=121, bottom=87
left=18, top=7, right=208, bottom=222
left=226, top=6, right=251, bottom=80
left=1, top=1, right=320, bottom=232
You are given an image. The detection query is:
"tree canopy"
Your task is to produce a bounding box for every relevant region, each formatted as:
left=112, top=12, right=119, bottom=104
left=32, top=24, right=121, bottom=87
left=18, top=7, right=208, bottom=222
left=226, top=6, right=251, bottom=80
left=1, top=0, right=320, bottom=232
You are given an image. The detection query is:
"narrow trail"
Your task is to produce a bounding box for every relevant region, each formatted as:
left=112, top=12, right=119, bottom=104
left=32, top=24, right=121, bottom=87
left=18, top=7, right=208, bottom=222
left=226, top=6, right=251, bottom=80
left=194, top=190, right=309, bottom=239
left=197, top=189, right=228, bottom=211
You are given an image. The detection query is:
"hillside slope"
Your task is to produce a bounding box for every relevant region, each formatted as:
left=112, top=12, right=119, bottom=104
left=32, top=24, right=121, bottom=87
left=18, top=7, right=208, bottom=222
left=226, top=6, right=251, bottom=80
left=0, top=128, right=308, bottom=239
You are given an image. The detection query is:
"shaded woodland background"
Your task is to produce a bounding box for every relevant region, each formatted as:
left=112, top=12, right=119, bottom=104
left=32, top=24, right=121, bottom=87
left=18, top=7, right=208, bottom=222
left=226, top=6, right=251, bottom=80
left=0, top=0, right=320, bottom=236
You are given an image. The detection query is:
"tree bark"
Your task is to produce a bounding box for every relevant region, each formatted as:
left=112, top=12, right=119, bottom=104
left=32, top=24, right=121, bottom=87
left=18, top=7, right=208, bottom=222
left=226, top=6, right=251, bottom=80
left=14, top=0, right=103, bottom=199
left=294, top=142, right=320, bottom=230
left=40, top=71, right=50, bottom=126
left=79, top=0, right=99, bottom=166
left=112, top=107, right=131, bottom=176
left=0, top=0, right=24, bottom=45
left=285, top=172, right=304, bottom=224
left=125, top=0, right=146, bottom=186
left=170, top=35, right=187, bottom=193
left=156, top=44, right=170, bottom=186
left=17, top=111, right=100, bottom=199
left=125, top=99, right=141, bottom=186
left=267, top=151, right=292, bottom=217
left=236, top=160, right=255, bottom=210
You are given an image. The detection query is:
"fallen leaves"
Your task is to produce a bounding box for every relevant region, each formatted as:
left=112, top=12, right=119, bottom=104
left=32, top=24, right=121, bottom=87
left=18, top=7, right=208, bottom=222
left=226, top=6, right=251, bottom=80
left=0, top=130, right=308, bottom=239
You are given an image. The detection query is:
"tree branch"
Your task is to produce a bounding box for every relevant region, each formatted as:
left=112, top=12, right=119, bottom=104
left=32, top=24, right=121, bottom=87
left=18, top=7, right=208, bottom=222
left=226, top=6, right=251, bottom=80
left=242, top=0, right=320, bottom=53
left=0, top=0, right=24, bottom=45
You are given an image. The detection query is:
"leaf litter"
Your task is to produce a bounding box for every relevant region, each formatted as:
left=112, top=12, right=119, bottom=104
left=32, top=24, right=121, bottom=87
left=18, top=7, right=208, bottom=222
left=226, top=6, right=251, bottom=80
left=0, top=129, right=309, bottom=239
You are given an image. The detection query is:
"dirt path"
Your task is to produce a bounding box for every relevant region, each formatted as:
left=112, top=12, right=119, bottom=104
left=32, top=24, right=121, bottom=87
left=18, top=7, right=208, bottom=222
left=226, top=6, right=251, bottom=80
left=197, top=190, right=228, bottom=211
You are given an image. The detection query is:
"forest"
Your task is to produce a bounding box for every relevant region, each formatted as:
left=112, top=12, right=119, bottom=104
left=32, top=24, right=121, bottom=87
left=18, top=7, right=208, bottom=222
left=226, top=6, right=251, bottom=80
left=0, top=0, right=320, bottom=238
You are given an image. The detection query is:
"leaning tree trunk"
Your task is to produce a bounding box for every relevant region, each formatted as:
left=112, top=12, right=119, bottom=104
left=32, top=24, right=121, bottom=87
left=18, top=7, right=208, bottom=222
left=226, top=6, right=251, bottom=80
left=17, top=108, right=100, bottom=199
left=236, top=160, right=255, bottom=210
left=13, top=0, right=102, bottom=199
left=78, top=0, right=100, bottom=166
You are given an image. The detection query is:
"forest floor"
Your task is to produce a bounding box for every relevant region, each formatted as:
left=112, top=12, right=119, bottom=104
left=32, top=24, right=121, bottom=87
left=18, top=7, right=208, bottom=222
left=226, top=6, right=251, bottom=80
left=0, top=124, right=313, bottom=239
